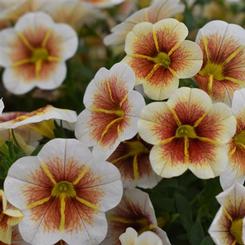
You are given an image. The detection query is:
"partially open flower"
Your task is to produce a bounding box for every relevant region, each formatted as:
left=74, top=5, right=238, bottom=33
left=0, top=12, right=78, bottom=95
left=209, top=183, right=245, bottom=245
left=102, top=188, right=170, bottom=245
left=0, top=105, right=77, bottom=154
left=123, top=18, right=203, bottom=100
left=107, top=134, right=161, bottom=188
left=82, top=0, right=125, bottom=8
left=0, top=190, right=23, bottom=244
left=4, top=138, right=123, bottom=245
left=104, top=0, right=184, bottom=46
left=195, top=20, right=245, bottom=104
left=119, top=227, right=163, bottom=245
left=0, top=226, right=29, bottom=245
left=138, top=87, right=236, bottom=179
left=220, top=88, right=245, bottom=189
left=75, top=63, right=145, bottom=159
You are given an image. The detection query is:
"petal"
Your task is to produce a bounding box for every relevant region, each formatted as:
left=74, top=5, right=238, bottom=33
left=232, top=88, right=245, bottom=115
left=119, top=227, right=138, bottom=245
left=170, top=40, right=203, bottom=78
left=137, top=231, right=162, bottom=245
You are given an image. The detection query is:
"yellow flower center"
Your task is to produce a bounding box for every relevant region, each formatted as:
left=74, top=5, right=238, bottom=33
left=176, top=125, right=197, bottom=138
left=199, top=62, right=224, bottom=80
left=126, top=140, right=149, bottom=155
left=51, top=181, right=76, bottom=198
left=234, top=130, right=245, bottom=147
left=31, top=48, right=49, bottom=63
left=153, top=52, right=171, bottom=68
left=230, top=218, right=243, bottom=245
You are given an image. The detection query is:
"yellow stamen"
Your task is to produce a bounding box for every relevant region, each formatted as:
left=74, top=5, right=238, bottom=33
left=27, top=196, right=51, bottom=209
left=12, top=58, right=32, bottom=67
left=152, top=52, right=171, bottom=68
left=208, top=75, right=213, bottom=95
left=47, top=56, right=60, bottom=62
left=202, top=37, right=210, bottom=61
left=119, top=94, right=128, bottom=108
left=59, top=194, right=66, bottom=231
left=159, top=136, right=176, bottom=145
left=223, top=47, right=243, bottom=65
left=167, top=106, right=181, bottom=126
left=132, top=155, right=139, bottom=180
left=17, top=32, right=34, bottom=51
left=42, top=30, right=52, bottom=48
left=152, top=29, right=160, bottom=52
left=184, top=136, right=189, bottom=163
left=196, top=136, right=221, bottom=145
left=130, top=54, right=155, bottom=62
left=168, top=42, right=181, bottom=56
left=72, top=166, right=90, bottom=185
left=106, top=82, right=115, bottom=103
left=145, top=64, right=161, bottom=80
left=193, top=112, right=208, bottom=127
left=90, top=107, right=124, bottom=117
left=41, top=163, right=57, bottom=185
left=35, top=59, right=43, bottom=79
left=100, top=117, right=123, bottom=142
left=75, top=197, right=99, bottom=211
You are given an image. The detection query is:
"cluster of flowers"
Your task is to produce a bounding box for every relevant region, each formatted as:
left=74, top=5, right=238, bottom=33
left=0, top=0, right=244, bottom=245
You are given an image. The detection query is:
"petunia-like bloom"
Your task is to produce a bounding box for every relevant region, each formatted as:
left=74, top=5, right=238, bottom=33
left=119, top=227, right=163, bottom=245
left=75, top=63, right=145, bottom=159
left=4, top=138, right=123, bottom=245
left=82, top=0, right=124, bottom=8
left=209, top=183, right=245, bottom=245
left=0, top=190, right=23, bottom=244
left=0, top=12, right=78, bottom=95
left=195, top=20, right=245, bottom=104
left=123, top=18, right=203, bottom=100
left=0, top=105, right=77, bottom=153
left=220, top=88, right=245, bottom=189
left=138, top=87, right=236, bottom=179
left=107, top=134, right=161, bottom=188
left=104, top=0, right=184, bottom=46
left=102, top=188, right=170, bottom=245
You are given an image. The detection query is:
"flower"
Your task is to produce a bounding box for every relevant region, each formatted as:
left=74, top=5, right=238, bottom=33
left=102, top=188, right=170, bottom=245
left=75, top=63, right=145, bottom=159
left=0, top=226, right=29, bottom=245
left=0, top=105, right=77, bottom=153
left=82, top=0, right=125, bottom=8
left=0, top=190, right=23, bottom=244
left=104, top=0, right=185, bottom=46
left=0, top=12, right=78, bottom=95
left=209, top=183, right=245, bottom=245
left=220, top=88, right=245, bottom=189
left=138, top=87, right=236, bottom=179
left=195, top=20, right=245, bottom=104
left=119, top=227, right=163, bottom=245
left=107, top=134, right=161, bottom=188
left=123, top=18, right=203, bottom=100
left=4, top=138, right=123, bottom=245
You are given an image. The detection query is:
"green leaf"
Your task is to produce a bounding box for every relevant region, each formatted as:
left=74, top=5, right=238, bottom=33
left=189, top=220, right=205, bottom=245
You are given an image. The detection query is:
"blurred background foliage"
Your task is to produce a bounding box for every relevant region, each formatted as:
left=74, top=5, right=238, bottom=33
left=0, top=0, right=244, bottom=244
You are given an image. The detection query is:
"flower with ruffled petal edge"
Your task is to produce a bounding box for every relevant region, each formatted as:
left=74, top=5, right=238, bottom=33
left=101, top=188, right=170, bottom=245
left=138, top=87, right=236, bottom=179
left=119, top=227, right=163, bottom=245
left=107, top=134, right=161, bottom=188
left=195, top=20, right=245, bottom=105
left=220, top=89, right=245, bottom=189
left=123, top=18, right=203, bottom=100
left=0, top=105, right=77, bottom=153
left=209, top=183, right=245, bottom=245
left=82, top=0, right=124, bottom=8
left=4, top=138, right=123, bottom=245
left=104, top=0, right=184, bottom=46
left=75, top=63, right=145, bottom=159
left=0, top=12, right=78, bottom=95
left=0, top=191, right=23, bottom=244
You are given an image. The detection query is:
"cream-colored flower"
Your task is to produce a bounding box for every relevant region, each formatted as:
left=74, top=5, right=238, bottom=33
left=0, top=12, right=78, bottom=94
left=104, top=0, right=184, bottom=46
left=82, top=0, right=125, bottom=8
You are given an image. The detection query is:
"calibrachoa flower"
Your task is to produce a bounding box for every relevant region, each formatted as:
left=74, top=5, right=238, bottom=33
left=104, top=0, right=184, bottom=46
left=195, top=20, right=245, bottom=104
left=0, top=105, right=77, bottom=153
left=75, top=63, right=145, bottom=159
left=209, top=183, right=245, bottom=245
left=102, top=188, right=170, bottom=245
left=0, top=12, right=78, bottom=95
left=138, top=87, right=236, bottom=179
left=0, top=226, right=29, bottom=245
left=119, top=227, right=163, bottom=245
left=0, top=190, right=23, bottom=244
left=82, top=0, right=124, bottom=8
left=107, top=134, right=161, bottom=188
left=123, top=18, right=203, bottom=100
left=220, top=88, right=245, bottom=189
left=4, top=138, right=123, bottom=245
